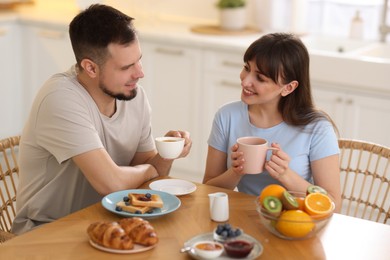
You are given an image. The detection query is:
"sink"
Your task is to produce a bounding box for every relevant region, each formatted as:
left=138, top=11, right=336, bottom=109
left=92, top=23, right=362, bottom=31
left=300, top=35, right=373, bottom=55
left=300, top=35, right=390, bottom=62
left=353, top=43, right=390, bottom=61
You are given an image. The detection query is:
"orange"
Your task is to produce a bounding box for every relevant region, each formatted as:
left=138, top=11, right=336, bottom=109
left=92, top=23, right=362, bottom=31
left=275, top=210, right=314, bottom=238
left=296, top=197, right=306, bottom=211
left=258, top=184, right=286, bottom=205
left=304, top=193, right=334, bottom=219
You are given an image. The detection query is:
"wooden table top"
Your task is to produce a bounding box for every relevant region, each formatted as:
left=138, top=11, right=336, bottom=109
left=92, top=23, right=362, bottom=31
left=2, top=177, right=390, bottom=260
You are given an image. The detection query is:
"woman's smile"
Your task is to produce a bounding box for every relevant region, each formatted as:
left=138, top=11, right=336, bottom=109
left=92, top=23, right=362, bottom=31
left=242, top=88, right=257, bottom=96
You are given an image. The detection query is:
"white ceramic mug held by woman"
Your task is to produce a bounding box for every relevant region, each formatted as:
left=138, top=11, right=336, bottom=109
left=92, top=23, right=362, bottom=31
left=208, top=192, right=229, bottom=222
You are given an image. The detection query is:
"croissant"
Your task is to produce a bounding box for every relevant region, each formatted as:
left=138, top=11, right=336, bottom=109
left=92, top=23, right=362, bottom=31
left=119, top=217, right=159, bottom=246
left=87, top=221, right=133, bottom=250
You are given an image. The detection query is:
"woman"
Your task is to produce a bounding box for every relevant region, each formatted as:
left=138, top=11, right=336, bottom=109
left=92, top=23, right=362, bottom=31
left=203, top=33, right=341, bottom=212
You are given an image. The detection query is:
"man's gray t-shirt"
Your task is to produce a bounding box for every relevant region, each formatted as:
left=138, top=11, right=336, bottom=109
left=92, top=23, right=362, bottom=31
left=12, top=66, right=155, bottom=234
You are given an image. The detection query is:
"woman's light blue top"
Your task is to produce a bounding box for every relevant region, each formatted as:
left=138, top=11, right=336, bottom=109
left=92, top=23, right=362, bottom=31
left=208, top=101, right=339, bottom=195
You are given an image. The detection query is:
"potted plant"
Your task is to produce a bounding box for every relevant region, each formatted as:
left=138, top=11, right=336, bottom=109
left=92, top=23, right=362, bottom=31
left=216, top=0, right=247, bottom=30
left=216, top=0, right=246, bottom=9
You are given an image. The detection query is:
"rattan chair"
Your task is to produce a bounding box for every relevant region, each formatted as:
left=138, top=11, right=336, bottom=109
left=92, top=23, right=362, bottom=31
left=338, top=139, right=390, bottom=224
left=0, top=135, right=20, bottom=243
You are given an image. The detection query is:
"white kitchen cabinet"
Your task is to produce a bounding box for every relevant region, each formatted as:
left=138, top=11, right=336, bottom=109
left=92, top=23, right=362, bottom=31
left=201, top=50, right=244, bottom=168
left=203, top=50, right=244, bottom=126
left=313, top=85, right=390, bottom=147
left=20, top=24, right=75, bottom=122
left=139, top=40, right=203, bottom=180
left=0, top=21, right=22, bottom=139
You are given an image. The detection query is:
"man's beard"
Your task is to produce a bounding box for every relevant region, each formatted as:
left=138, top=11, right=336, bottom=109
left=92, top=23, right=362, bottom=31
left=100, top=83, right=137, bottom=101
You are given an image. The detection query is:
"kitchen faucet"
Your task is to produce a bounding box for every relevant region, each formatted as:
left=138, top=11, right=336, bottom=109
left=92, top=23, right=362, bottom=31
left=380, top=0, right=390, bottom=42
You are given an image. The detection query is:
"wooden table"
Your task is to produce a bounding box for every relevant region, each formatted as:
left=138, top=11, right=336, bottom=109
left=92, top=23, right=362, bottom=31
left=1, top=177, right=390, bottom=259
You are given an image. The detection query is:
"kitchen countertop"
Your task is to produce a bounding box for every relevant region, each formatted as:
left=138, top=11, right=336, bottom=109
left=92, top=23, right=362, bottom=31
left=1, top=3, right=389, bottom=94
left=6, top=3, right=259, bottom=52
left=0, top=10, right=18, bottom=22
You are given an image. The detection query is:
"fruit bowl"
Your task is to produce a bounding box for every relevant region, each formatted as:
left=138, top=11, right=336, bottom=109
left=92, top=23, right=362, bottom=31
left=255, top=191, right=335, bottom=240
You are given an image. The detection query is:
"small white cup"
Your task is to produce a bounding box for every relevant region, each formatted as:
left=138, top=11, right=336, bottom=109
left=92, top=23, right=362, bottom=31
left=155, top=137, right=185, bottom=159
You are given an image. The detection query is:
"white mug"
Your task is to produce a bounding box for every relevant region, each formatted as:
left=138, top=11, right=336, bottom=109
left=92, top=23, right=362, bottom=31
left=208, top=192, right=229, bottom=222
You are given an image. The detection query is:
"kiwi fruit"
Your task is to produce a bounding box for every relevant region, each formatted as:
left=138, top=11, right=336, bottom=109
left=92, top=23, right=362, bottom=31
left=262, top=196, right=282, bottom=217
left=281, top=190, right=299, bottom=210
left=307, top=185, right=328, bottom=195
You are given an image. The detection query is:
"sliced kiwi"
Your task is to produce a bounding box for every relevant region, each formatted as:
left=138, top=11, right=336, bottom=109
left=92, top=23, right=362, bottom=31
left=307, top=185, right=328, bottom=195
left=281, top=190, right=299, bottom=210
left=262, top=196, right=282, bottom=217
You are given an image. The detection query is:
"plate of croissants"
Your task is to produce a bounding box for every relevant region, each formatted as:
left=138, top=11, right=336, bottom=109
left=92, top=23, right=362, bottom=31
left=87, top=217, right=158, bottom=254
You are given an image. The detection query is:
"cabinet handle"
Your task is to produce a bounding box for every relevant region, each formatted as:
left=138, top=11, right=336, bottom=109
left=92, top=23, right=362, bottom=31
left=0, top=28, right=7, bottom=36
left=346, top=99, right=353, bottom=105
left=220, top=81, right=240, bottom=88
left=222, top=61, right=242, bottom=68
left=37, top=30, right=66, bottom=39
left=155, top=48, right=184, bottom=56
left=335, top=97, right=343, bottom=103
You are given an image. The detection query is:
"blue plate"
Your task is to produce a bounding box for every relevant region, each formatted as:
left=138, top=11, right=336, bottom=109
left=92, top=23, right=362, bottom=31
left=101, top=189, right=181, bottom=218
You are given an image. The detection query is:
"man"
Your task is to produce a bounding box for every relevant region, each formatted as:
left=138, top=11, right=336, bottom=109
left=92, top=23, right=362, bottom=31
left=12, top=4, right=192, bottom=235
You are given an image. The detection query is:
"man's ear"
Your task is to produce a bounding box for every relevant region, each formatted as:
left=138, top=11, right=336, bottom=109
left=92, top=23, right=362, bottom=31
left=80, top=59, right=98, bottom=78
left=281, top=80, right=299, bottom=97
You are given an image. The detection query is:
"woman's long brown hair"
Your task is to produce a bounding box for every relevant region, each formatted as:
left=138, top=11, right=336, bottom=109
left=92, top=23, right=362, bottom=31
left=243, top=33, right=338, bottom=134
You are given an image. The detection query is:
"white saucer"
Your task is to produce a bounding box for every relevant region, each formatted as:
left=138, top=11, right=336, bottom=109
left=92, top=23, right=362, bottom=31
left=89, top=240, right=156, bottom=254
left=149, top=179, right=197, bottom=196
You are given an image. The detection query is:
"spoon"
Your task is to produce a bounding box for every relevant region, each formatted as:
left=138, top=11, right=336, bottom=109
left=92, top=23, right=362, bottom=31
left=180, top=246, right=192, bottom=253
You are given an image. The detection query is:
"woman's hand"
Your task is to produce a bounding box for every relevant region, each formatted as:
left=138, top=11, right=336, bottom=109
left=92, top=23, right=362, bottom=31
left=230, top=143, right=245, bottom=175
left=164, top=130, right=192, bottom=158
left=265, top=143, right=291, bottom=181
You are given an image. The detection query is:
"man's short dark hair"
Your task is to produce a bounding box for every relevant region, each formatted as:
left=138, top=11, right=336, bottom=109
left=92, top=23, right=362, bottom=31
left=69, top=4, right=136, bottom=67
